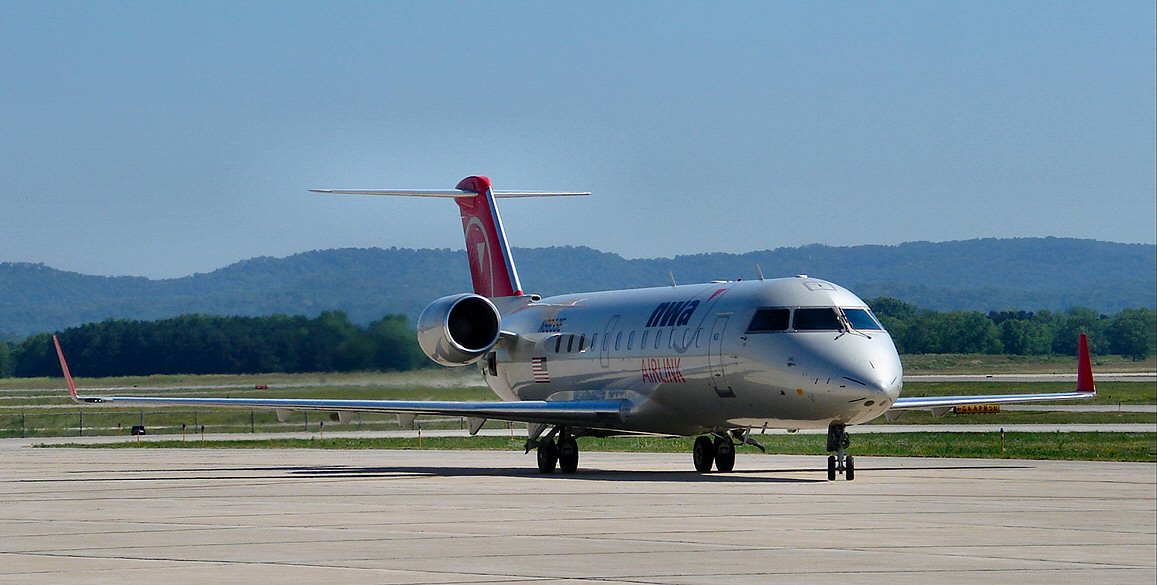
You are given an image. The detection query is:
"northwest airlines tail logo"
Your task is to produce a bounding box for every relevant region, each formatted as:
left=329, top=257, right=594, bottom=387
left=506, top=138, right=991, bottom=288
left=645, top=300, right=700, bottom=328
left=463, top=217, right=495, bottom=296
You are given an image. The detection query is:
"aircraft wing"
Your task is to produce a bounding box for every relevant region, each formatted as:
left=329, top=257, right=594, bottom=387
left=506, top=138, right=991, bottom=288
left=54, top=336, right=624, bottom=429
left=888, top=333, right=1097, bottom=415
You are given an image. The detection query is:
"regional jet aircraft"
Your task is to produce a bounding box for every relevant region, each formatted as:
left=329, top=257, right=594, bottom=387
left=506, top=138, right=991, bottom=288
left=55, top=176, right=1098, bottom=480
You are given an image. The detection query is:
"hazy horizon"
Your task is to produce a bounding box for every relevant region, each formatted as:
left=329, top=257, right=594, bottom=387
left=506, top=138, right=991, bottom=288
left=4, top=235, right=1153, bottom=281
left=4, top=3, right=1154, bottom=278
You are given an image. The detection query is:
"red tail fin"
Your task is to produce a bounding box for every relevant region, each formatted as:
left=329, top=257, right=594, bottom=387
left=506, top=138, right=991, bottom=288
left=1076, top=332, right=1096, bottom=394
left=454, top=176, right=523, bottom=298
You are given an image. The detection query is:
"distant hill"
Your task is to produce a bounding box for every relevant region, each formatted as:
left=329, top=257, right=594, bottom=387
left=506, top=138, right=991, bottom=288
left=1, top=238, right=1153, bottom=338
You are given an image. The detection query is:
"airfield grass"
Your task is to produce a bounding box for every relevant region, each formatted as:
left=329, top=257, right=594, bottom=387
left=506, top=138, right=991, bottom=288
left=4, top=408, right=1153, bottom=440
left=5, top=360, right=1154, bottom=464
left=900, top=353, right=1156, bottom=374
left=40, top=432, right=1157, bottom=463
left=1, top=373, right=1153, bottom=439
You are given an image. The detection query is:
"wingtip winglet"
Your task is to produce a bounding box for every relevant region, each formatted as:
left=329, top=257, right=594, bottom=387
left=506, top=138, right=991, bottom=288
left=53, top=335, right=80, bottom=401
left=1076, top=332, right=1096, bottom=394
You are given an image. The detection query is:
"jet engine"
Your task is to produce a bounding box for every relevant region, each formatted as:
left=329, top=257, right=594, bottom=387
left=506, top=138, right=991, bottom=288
left=416, top=293, right=502, bottom=366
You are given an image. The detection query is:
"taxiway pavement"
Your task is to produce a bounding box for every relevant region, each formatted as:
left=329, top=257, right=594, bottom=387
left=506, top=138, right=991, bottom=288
left=0, top=442, right=1153, bottom=584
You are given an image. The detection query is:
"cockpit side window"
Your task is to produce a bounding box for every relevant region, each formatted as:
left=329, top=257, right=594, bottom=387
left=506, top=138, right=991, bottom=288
left=793, top=307, right=843, bottom=331
left=747, top=308, right=790, bottom=333
left=843, top=308, right=883, bottom=331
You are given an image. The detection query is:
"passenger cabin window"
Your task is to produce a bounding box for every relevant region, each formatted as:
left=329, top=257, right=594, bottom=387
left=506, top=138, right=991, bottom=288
left=553, top=335, right=562, bottom=352
left=793, top=307, right=843, bottom=331
left=747, top=308, right=790, bottom=332
left=843, top=308, right=883, bottom=331
left=578, top=334, right=586, bottom=352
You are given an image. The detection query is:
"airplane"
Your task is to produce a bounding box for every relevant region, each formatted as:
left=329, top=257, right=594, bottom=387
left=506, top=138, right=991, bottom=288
left=54, top=175, right=1098, bottom=480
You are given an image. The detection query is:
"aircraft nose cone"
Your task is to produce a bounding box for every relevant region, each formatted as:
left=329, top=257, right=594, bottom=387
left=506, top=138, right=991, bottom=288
left=848, top=359, right=903, bottom=403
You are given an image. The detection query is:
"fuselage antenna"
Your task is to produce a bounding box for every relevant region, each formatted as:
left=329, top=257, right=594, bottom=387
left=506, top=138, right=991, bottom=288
left=668, top=270, right=677, bottom=288
left=755, top=264, right=766, bottom=281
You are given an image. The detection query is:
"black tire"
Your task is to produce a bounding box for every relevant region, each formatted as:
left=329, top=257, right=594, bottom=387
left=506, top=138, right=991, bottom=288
left=692, top=436, right=714, bottom=472
left=713, top=436, right=735, bottom=472
left=558, top=438, right=579, bottom=474
left=845, top=455, right=855, bottom=481
left=827, top=455, right=836, bottom=481
left=537, top=441, right=559, bottom=474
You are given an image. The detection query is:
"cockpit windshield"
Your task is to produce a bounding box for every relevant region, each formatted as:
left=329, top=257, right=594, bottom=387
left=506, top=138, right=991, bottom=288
left=746, top=306, right=884, bottom=333
left=842, top=308, right=883, bottom=331
left=747, top=308, right=790, bottom=332
left=793, top=308, right=843, bottom=330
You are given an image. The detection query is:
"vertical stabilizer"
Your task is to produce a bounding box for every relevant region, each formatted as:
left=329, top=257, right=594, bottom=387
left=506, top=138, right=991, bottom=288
left=454, top=176, right=523, bottom=298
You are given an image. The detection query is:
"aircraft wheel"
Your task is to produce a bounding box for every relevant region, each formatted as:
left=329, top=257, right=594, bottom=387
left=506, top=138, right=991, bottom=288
left=713, top=436, right=735, bottom=472
left=537, top=441, right=559, bottom=474
left=827, top=455, right=836, bottom=481
left=692, top=436, right=714, bottom=472
left=558, top=438, right=579, bottom=474
left=845, top=455, right=855, bottom=481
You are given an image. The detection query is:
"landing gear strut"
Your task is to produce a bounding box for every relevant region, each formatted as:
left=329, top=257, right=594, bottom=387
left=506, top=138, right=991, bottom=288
left=826, top=423, right=854, bottom=481
left=536, top=426, right=579, bottom=474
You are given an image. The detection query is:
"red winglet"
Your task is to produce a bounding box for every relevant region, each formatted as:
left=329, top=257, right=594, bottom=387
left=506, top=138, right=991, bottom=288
left=53, top=335, right=79, bottom=400
left=1076, top=332, right=1096, bottom=394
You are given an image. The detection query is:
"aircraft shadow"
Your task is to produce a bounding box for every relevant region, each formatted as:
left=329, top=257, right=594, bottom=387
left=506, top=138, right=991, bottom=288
left=287, top=461, right=1033, bottom=481
left=287, top=465, right=829, bottom=483
left=39, top=464, right=819, bottom=484
left=39, top=462, right=1034, bottom=485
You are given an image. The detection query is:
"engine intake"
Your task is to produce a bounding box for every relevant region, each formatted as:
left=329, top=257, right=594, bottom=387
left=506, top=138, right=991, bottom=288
left=416, top=294, right=502, bottom=366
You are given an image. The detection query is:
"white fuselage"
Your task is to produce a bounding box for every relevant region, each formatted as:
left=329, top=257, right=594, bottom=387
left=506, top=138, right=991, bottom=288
left=482, top=276, right=904, bottom=436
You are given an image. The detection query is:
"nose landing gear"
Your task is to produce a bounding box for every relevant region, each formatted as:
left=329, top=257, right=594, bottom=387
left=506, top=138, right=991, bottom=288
left=826, top=423, right=854, bottom=481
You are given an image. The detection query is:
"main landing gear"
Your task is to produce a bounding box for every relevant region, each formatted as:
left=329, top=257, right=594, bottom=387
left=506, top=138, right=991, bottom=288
left=692, top=433, right=740, bottom=473
left=535, top=426, right=579, bottom=474
left=690, top=430, right=767, bottom=473
left=826, top=423, right=854, bottom=481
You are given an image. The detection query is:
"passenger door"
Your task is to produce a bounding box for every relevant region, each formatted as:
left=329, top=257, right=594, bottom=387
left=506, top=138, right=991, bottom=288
left=709, top=315, right=735, bottom=397
left=600, top=315, right=620, bottom=368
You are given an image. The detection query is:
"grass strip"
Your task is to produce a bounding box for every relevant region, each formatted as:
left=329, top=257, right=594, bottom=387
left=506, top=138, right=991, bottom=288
left=37, top=432, right=1157, bottom=462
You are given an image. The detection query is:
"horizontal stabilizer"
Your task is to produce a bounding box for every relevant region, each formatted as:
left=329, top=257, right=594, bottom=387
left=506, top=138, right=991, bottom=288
left=310, top=189, right=589, bottom=198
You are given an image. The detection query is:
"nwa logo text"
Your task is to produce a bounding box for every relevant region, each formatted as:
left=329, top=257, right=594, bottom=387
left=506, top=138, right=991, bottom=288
left=645, top=300, right=700, bottom=328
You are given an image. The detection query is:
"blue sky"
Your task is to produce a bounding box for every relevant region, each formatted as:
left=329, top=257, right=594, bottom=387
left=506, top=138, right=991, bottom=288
left=2, top=1, right=1154, bottom=278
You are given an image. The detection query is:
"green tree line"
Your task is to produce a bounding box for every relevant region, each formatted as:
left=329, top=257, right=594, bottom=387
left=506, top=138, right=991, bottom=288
left=868, top=299, right=1155, bottom=360
left=1, top=312, right=427, bottom=378
left=0, top=303, right=1152, bottom=379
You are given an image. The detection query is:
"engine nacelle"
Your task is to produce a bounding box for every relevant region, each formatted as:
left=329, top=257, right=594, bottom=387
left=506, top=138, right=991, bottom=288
left=416, top=293, right=502, bottom=366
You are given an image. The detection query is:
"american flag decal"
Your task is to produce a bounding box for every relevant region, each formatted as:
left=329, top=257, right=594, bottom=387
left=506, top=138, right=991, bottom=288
left=531, top=357, right=550, bottom=383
